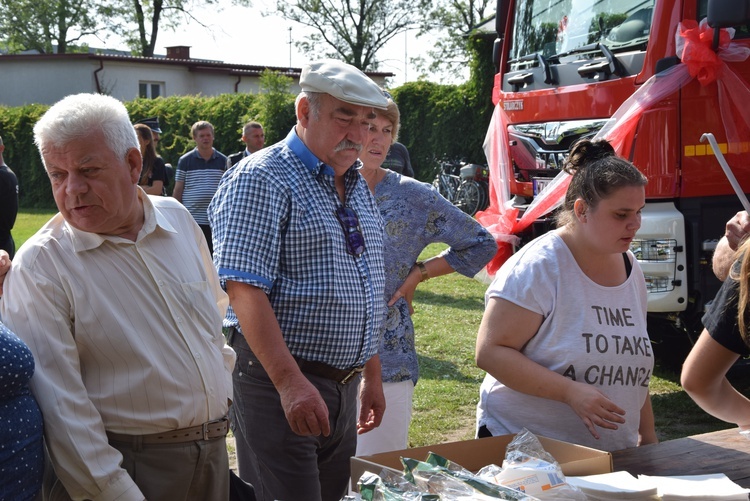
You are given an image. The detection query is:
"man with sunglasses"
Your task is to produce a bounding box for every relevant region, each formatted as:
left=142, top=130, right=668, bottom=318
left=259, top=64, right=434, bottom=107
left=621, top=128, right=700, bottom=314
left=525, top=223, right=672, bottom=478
left=209, top=59, right=388, bottom=501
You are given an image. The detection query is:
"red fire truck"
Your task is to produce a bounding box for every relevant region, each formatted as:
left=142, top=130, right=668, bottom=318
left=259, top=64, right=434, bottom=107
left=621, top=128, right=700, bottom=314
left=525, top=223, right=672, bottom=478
left=489, top=0, right=750, bottom=362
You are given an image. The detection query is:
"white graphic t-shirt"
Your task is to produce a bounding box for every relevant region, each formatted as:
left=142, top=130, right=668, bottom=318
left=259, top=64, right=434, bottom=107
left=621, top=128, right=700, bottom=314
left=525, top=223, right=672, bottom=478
left=476, top=231, right=653, bottom=451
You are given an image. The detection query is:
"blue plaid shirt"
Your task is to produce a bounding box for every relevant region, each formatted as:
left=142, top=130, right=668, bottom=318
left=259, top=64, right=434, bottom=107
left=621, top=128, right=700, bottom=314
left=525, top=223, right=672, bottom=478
left=209, top=128, right=386, bottom=369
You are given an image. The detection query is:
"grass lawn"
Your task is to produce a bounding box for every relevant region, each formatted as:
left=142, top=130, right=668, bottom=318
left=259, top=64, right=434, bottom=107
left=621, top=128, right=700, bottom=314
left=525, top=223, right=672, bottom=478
left=11, top=211, right=747, bottom=448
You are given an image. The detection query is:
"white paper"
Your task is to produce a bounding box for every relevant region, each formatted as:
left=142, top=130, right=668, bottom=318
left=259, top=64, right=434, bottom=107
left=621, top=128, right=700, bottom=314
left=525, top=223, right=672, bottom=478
left=639, top=473, right=750, bottom=500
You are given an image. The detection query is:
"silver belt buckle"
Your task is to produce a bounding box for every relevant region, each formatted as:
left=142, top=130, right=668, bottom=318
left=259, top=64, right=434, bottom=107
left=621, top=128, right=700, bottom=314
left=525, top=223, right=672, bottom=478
left=340, top=366, right=364, bottom=384
left=202, top=417, right=226, bottom=441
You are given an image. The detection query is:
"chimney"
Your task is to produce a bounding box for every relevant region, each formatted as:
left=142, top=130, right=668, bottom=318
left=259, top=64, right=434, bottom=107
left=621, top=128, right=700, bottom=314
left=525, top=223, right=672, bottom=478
left=166, top=46, right=191, bottom=59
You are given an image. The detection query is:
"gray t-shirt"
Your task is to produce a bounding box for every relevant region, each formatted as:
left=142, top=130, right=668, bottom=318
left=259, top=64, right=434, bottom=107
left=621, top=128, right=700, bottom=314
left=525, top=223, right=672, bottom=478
left=476, top=231, right=653, bottom=451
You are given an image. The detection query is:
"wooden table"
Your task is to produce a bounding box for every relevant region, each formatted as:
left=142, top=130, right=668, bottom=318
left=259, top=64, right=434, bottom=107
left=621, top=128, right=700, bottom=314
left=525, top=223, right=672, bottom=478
left=612, top=428, right=750, bottom=487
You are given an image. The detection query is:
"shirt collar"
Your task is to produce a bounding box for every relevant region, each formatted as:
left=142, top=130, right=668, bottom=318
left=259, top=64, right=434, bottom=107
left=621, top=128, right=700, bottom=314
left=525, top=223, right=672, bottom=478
left=192, top=147, right=218, bottom=160
left=284, top=127, right=365, bottom=179
left=68, top=189, right=176, bottom=252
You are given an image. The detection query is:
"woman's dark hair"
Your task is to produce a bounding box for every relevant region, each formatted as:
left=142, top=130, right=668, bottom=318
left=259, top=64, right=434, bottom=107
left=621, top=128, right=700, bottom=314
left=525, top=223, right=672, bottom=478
left=134, top=124, right=157, bottom=186
left=556, top=139, right=648, bottom=227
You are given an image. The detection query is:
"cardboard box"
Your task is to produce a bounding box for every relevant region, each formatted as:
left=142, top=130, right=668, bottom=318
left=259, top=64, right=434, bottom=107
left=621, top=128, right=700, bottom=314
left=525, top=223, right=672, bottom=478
left=350, top=434, right=613, bottom=492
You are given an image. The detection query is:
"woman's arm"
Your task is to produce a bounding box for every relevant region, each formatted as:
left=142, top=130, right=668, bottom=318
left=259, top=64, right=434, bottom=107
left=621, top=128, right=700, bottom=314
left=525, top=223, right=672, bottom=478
left=638, top=394, right=658, bottom=445
left=141, top=180, right=164, bottom=196
left=476, top=297, right=627, bottom=439
left=681, top=330, right=750, bottom=429
left=388, top=257, right=453, bottom=312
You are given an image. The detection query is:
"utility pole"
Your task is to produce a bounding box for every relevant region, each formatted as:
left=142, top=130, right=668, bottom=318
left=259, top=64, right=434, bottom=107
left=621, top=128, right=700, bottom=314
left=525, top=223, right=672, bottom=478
left=288, top=27, right=293, bottom=68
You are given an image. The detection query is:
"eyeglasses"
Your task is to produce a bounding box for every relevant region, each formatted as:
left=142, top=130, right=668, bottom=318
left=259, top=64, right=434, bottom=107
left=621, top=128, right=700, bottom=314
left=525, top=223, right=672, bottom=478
left=335, top=206, right=365, bottom=256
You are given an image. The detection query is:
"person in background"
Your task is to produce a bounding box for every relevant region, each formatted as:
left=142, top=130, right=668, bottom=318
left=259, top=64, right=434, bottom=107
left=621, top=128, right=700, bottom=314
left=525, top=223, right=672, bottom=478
left=475, top=138, right=657, bottom=452
left=209, top=59, right=388, bottom=501
left=0, top=249, right=8, bottom=295
left=173, top=120, right=227, bottom=254
left=135, top=117, right=163, bottom=145
left=0, top=135, right=19, bottom=259
left=135, top=117, right=173, bottom=194
left=0, top=251, right=42, bottom=501
left=713, top=210, right=750, bottom=281
left=1, top=93, right=235, bottom=500
left=682, top=236, right=750, bottom=432
left=382, top=141, right=414, bottom=177
left=0, top=319, right=44, bottom=501
left=355, top=96, right=496, bottom=455
left=134, top=124, right=167, bottom=196
left=227, top=121, right=265, bottom=167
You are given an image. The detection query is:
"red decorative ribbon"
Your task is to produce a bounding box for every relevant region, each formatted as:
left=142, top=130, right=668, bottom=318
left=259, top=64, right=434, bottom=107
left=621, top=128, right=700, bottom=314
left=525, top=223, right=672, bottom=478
left=479, top=19, right=750, bottom=278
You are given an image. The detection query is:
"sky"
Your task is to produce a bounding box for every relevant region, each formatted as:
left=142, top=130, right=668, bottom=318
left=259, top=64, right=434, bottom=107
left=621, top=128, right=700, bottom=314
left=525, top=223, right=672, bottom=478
left=86, top=0, right=453, bottom=87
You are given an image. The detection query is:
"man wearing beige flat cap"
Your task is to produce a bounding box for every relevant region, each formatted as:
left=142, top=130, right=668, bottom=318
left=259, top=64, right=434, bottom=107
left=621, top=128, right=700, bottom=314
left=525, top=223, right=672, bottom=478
left=209, top=59, right=388, bottom=501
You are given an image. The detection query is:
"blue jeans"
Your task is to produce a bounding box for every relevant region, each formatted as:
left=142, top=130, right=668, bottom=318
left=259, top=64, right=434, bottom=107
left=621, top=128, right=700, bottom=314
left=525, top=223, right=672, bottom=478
left=228, top=329, right=359, bottom=501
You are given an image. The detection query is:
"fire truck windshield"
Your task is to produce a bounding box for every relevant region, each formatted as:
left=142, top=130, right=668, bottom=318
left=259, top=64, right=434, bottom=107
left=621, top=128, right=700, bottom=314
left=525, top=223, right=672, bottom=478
left=508, top=0, right=655, bottom=70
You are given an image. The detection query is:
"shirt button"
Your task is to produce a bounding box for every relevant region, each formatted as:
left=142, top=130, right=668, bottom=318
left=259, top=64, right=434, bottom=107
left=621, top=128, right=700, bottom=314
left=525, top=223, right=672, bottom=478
left=158, top=280, right=164, bottom=286
left=176, top=317, right=183, bottom=323
left=195, top=353, right=202, bottom=359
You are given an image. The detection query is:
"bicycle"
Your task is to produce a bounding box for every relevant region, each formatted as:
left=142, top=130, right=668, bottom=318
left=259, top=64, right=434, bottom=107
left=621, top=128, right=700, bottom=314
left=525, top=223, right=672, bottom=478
left=454, top=164, right=490, bottom=216
left=431, top=159, right=462, bottom=203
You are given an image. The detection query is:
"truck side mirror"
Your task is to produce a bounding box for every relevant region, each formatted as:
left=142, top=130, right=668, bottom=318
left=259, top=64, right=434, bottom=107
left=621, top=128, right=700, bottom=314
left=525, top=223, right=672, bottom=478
left=706, top=0, right=749, bottom=49
left=707, top=0, right=750, bottom=27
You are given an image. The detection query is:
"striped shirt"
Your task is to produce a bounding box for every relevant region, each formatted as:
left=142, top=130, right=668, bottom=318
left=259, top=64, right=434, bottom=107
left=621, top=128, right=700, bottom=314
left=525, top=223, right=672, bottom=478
left=175, top=147, right=227, bottom=225
left=1, top=192, right=235, bottom=501
left=209, top=128, right=386, bottom=369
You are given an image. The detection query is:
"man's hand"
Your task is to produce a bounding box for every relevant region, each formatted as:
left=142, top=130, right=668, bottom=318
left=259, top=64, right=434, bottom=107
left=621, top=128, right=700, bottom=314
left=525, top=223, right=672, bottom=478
left=0, top=250, right=10, bottom=296
left=357, top=356, right=385, bottom=434
left=277, top=373, right=331, bottom=437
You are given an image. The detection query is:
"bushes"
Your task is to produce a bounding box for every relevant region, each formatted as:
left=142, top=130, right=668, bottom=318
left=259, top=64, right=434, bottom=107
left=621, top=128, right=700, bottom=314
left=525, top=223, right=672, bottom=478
left=0, top=104, right=49, bottom=208
left=1, top=44, right=497, bottom=208
left=0, top=75, right=298, bottom=209
left=391, top=34, right=496, bottom=181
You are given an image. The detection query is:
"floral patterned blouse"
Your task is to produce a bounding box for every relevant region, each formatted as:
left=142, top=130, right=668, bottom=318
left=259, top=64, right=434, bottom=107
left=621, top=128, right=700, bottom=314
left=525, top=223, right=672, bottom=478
left=372, top=170, right=497, bottom=383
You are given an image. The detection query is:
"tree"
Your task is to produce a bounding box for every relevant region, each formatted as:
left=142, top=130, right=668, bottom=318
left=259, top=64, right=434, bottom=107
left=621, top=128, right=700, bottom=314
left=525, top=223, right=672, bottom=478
left=419, top=0, right=494, bottom=81
left=0, top=0, right=116, bottom=53
left=124, top=0, right=249, bottom=57
left=253, top=70, right=297, bottom=144
left=274, top=0, right=429, bottom=71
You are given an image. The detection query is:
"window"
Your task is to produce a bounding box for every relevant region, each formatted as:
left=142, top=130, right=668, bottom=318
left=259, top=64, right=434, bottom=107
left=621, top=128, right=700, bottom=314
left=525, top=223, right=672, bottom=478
left=139, top=82, right=164, bottom=99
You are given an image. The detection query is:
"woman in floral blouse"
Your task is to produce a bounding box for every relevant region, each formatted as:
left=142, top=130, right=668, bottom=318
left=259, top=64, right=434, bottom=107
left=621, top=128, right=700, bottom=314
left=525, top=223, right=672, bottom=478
left=355, top=96, right=497, bottom=455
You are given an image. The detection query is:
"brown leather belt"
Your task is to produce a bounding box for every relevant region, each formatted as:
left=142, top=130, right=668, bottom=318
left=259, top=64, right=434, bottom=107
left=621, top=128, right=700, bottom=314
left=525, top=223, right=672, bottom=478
left=106, top=417, right=229, bottom=445
left=294, top=357, right=364, bottom=385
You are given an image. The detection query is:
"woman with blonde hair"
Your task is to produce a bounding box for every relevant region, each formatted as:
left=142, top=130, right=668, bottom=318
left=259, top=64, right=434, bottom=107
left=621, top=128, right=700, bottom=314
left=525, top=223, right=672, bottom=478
left=134, top=123, right=167, bottom=195
left=355, top=95, right=497, bottom=455
left=475, top=139, right=657, bottom=452
left=682, top=237, right=750, bottom=430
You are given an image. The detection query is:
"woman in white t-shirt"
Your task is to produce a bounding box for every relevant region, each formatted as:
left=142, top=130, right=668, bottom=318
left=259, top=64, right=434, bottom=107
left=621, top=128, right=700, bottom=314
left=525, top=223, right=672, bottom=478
left=475, top=139, right=658, bottom=452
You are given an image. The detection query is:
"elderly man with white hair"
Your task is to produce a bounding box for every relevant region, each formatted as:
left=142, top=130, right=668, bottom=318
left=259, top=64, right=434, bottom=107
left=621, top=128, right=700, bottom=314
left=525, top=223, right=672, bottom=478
left=209, top=60, right=389, bottom=501
left=0, top=93, right=236, bottom=501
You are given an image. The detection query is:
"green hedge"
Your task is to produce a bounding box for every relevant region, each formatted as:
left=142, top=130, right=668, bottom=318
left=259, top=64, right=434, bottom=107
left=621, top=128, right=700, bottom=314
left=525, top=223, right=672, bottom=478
left=0, top=70, right=298, bottom=209
left=1, top=42, right=496, bottom=208
left=392, top=35, right=496, bottom=181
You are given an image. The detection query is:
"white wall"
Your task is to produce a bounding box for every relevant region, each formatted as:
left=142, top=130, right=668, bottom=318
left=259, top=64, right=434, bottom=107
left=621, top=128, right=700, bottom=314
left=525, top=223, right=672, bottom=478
left=0, top=59, right=99, bottom=106
left=0, top=57, right=390, bottom=107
